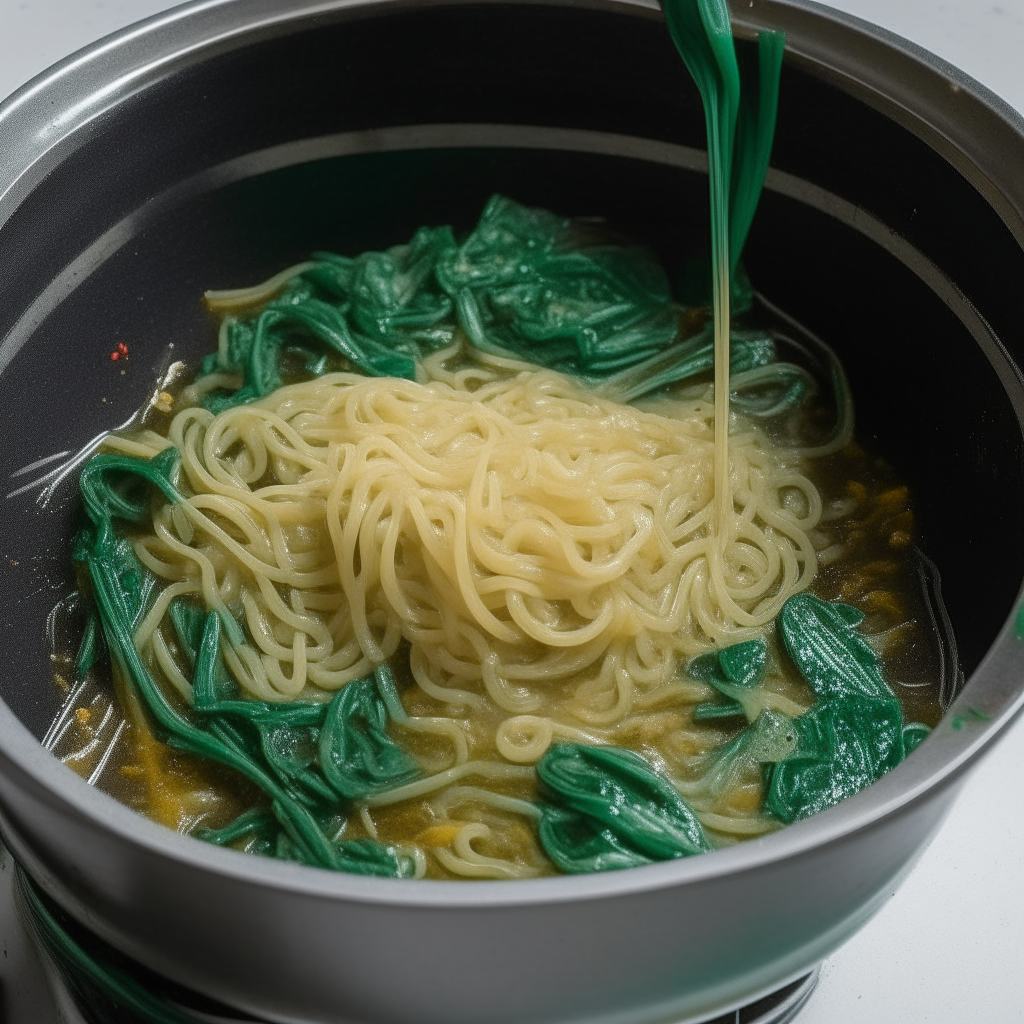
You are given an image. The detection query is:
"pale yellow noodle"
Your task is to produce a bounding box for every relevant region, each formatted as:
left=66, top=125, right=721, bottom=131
left=121, top=346, right=823, bottom=847
left=363, top=761, right=536, bottom=808
left=434, top=823, right=542, bottom=880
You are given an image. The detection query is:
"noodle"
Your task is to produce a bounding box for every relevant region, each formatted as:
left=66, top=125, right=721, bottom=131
left=124, top=343, right=819, bottom=746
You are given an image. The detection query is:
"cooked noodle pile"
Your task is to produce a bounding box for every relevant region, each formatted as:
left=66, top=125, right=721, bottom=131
left=110, top=342, right=820, bottom=762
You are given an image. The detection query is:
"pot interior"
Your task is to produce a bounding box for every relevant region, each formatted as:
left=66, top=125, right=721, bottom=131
left=1, top=0, right=1022, bottom=744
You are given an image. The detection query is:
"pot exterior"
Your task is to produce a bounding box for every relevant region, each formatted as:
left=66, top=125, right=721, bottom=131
left=0, top=750, right=963, bottom=1024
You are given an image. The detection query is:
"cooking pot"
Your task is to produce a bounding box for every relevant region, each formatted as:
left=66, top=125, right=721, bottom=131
left=1, top=1, right=1023, bottom=1022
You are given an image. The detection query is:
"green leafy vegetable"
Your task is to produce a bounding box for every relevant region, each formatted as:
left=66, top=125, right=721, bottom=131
left=538, top=805, right=655, bottom=874
left=766, top=696, right=904, bottom=820
left=689, top=638, right=768, bottom=720
left=202, top=226, right=457, bottom=411
left=692, top=699, right=746, bottom=721
left=662, top=0, right=784, bottom=311
left=199, top=808, right=277, bottom=849
left=319, top=674, right=421, bottom=799
left=435, top=194, right=679, bottom=373
left=194, top=192, right=806, bottom=412
left=537, top=744, right=711, bottom=873
left=74, top=605, right=104, bottom=677
left=78, top=448, right=184, bottom=524
left=73, top=452, right=417, bottom=876
left=691, top=637, right=768, bottom=689
left=730, top=30, right=786, bottom=275
left=778, top=594, right=892, bottom=703
left=693, top=708, right=799, bottom=799
left=766, top=593, right=927, bottom=823
left=176, top=606, right=419, bottom=801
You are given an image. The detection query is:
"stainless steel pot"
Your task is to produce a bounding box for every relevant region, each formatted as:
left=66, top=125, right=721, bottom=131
left=1, top=2, right=1023, bottom=1022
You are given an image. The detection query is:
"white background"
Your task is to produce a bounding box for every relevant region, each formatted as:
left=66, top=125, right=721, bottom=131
left=1, top=1, right=1023, bottom=1021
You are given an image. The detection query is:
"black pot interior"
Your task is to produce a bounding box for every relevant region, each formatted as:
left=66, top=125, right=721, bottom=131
left=1, top=2, right=1022, bottom=740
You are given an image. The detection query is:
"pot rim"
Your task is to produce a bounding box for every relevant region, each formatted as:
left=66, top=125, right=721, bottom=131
left=2, top=0, right=1023, bottom=910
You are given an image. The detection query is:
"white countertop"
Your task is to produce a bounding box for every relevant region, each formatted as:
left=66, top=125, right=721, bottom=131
left=1, top=2, right=1023, bottom=1022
